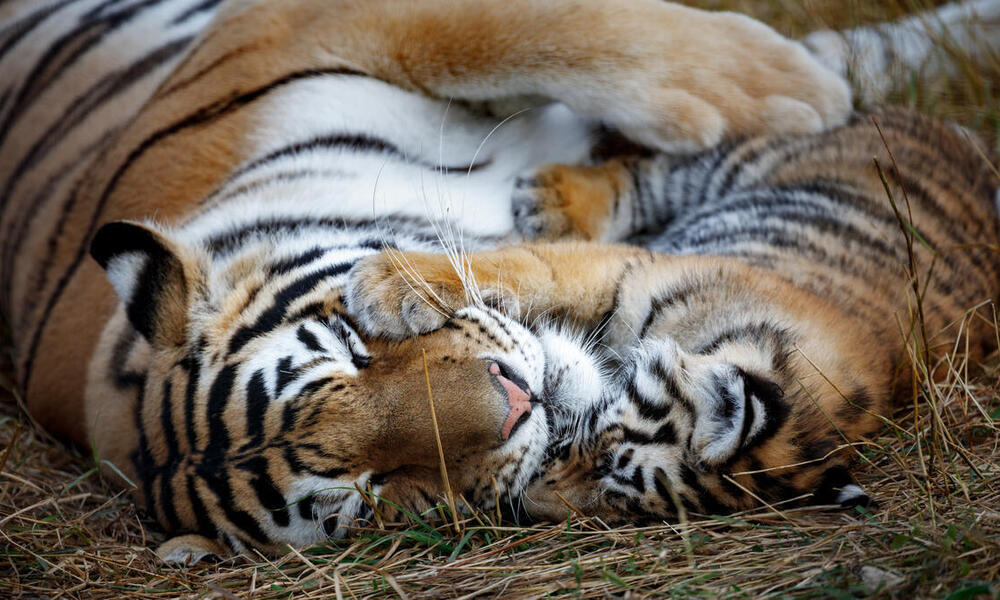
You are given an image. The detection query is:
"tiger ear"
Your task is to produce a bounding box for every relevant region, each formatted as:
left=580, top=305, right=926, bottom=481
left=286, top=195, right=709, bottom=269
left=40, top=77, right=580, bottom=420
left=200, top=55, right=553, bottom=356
left=90, top=220, right=198, bottom=347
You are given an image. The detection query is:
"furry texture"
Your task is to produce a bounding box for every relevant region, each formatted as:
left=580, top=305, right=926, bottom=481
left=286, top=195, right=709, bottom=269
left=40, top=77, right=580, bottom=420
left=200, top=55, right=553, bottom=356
left=0, top=0, right=995, bottom=560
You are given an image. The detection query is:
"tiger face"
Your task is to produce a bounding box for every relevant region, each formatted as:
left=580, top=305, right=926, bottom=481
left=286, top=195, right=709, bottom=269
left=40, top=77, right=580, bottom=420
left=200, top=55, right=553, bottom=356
left=87, top=220, right=567, bottom=553
left=522, top=338, right=875, bottom=526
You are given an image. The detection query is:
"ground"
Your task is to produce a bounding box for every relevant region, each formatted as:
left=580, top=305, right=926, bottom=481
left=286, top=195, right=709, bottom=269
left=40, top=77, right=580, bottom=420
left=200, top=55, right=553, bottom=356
left=2, top=0, right=1000, bottom=598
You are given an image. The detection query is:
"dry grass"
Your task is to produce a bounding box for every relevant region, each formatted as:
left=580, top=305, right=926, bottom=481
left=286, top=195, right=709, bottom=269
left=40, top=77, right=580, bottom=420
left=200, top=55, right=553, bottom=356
left=3, top=0, right=1000, bottom=598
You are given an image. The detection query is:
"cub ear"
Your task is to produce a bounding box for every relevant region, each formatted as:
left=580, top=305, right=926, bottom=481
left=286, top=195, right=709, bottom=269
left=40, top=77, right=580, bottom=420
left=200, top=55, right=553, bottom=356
left=90, top=220, right=197, bottom=347
left=813, top=465, right=873, bottom=509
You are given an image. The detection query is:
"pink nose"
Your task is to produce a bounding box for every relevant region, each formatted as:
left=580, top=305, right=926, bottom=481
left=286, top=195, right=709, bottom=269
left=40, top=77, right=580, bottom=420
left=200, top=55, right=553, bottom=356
left=489, top=362, right=532, bottom=440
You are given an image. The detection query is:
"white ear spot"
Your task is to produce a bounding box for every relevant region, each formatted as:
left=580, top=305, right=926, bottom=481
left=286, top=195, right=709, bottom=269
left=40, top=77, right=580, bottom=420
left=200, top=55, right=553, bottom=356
left=104, top=252, right=148, bottom=303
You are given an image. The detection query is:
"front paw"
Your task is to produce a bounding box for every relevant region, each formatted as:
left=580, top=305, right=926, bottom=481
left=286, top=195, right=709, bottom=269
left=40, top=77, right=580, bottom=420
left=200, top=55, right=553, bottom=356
left=574, top=6, right=852, bottom=152
left=345, top=253, right=453, bottom=339
left=157, top=534, right=225, bottom=566
left=512, top=163, right=620, bottom=241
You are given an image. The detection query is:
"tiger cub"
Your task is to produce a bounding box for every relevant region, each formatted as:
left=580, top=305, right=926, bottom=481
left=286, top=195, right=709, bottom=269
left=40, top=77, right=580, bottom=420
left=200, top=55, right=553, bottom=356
left=348, top=106, right=1000, bottom=525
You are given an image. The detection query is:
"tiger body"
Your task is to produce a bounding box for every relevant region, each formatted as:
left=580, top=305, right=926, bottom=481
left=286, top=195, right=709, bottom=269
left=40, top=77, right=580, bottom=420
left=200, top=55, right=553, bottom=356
left=354, top=107, right=1000, bottom=518
left=1, top=0, right=998, bottom=559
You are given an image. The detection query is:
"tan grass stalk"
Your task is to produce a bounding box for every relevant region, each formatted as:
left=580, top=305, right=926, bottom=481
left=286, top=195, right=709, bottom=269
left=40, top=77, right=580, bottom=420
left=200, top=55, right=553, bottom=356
left=421, top=349, right=461, bottom=534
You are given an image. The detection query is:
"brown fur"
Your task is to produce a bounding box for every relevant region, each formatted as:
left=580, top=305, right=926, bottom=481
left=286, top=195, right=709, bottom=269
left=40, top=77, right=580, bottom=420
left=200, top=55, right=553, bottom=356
left=0, top=0, right=859, bottom=556
left=348, top=111, right=1000, bottom=521
left=3, top=0, right=851, bottom=449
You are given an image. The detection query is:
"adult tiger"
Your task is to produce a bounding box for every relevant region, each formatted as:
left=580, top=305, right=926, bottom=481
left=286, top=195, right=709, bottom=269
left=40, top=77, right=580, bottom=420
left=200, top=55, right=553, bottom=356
left=0, top=0, right=855, bottom=559
left=0, top=0, right=994, bottom=562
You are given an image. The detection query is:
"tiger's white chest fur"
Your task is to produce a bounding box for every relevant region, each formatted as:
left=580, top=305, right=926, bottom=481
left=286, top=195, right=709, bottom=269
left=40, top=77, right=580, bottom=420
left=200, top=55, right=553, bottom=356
left=179, top=76, right=596, bottom=243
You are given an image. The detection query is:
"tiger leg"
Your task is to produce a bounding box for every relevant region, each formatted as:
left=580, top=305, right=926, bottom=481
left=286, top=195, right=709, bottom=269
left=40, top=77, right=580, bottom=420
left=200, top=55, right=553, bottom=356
left=345, top=241, right=651, bottom=339
left=223, top=0, right=850, bottom=152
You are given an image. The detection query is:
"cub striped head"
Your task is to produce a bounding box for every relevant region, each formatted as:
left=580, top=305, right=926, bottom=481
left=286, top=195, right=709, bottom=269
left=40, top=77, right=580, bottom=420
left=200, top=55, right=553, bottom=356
left=89, top=220, right=556, bottom=553
left=523, top=337, right=877, bottom=524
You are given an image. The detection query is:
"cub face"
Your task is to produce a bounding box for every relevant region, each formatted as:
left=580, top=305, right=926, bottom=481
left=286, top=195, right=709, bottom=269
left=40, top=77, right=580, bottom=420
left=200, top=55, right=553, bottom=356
left=87, top=220, right=558, bottom=551
left=522, top=338, right=878, bottom=525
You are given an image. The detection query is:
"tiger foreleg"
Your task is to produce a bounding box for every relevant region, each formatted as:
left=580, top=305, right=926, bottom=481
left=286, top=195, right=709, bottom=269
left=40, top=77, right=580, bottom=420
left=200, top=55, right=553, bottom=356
left=345, top=242, right=651, bottom=339
left=252, top=0, right=850, bottom=152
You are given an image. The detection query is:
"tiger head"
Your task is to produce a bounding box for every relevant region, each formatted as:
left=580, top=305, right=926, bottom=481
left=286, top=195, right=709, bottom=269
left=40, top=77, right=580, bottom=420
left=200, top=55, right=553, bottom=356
left=87, top=220, right=563, bottom=554
left=521, top=335, right=882, bottom=526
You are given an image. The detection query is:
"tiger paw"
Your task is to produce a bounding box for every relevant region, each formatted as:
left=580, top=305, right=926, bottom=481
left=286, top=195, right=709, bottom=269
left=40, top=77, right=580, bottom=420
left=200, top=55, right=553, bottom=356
left=567, top=5, right=852, bottom=152
left=157, top=534, right=226, bottom=566
left=512, top=163, right=622, bottom=241
left=345, top=253, right=451, bottom=339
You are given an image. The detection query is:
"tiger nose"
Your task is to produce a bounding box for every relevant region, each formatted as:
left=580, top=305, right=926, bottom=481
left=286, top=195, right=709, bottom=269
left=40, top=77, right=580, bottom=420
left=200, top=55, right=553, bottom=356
left=489, top=362, right=532, bottom=440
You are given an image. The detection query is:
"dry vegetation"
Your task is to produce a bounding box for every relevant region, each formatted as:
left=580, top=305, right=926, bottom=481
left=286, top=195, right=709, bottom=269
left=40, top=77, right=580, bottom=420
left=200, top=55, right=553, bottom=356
left=3, top=0, right=1000, bottom=598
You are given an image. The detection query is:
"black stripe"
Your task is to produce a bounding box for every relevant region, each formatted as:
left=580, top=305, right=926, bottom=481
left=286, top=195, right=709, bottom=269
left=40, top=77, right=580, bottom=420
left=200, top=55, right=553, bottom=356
left=737, top=383, right=757, bottom=449
left=679, top=464, right=728, bottom=514
left=638, top=283, right=699, bottom=339
left=274, top=355, right=294, bottom=396
left=0, top=0, right=80, bottom=64
left=653, top=467, right=677, bottom=509
left=225, top=132, right=490, bottom=187
left=630, top=465, right=645, bottom=493
left=171, top=0, right=223, bottom=25
left=159, top=378, right=180, bottom=464
left=157, top=36, right=267, bottom=99
left=268, top=246, right=326, bottom=277
left=296, top=324, right=324, bottom=352
left=746, top=458, right=797, bottom=503
left=180, top=348, right=201, bottom=454
left=204, top=364, right=236, bottom=453
left=738, top=370, right=787, bottom=450
left=0, top=0, right=171, bottom=153
left=131, top=380, right=155, bottom=522
left=0, top=32, right=191, bottom=280
left=109, top=326, right=144, bottom=388
left=227, top=261, right=351, bottom=355
left=621, top=423, right=676, bottom=445
left=197, top=462, right=271, bottom=546
left=186, top=473, right=218, bottom=540
left=242, top=369, right=269, bottom=450
left=296, top=493, right=316, bottom=520
left=696, top=321, right=792, bottom=356
left=283, top=444, right=306, bottom=474
left=157, top=470, right=182, bottom=532
left=238, top=456, right=290, bottom=528
left=203, top=215, right=436, bottom=255
left=22, top=68, right=364, bottom=393
left=625, top=378, right=669, bottom=421
left=200, top=168, right=356, bottom=209
left=81, top=0, right=133, bottom=22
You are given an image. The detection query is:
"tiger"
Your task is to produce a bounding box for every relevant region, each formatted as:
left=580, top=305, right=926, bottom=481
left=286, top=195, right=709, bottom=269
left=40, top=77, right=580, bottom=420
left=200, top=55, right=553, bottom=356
left=0, top=0, right=995, bottom=562
left=348, top=104, right=1000, bottom=524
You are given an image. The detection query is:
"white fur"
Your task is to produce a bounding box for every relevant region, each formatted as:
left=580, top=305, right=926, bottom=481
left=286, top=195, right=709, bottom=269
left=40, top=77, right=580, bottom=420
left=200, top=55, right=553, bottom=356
left=103, top=253, right=148, bottom=304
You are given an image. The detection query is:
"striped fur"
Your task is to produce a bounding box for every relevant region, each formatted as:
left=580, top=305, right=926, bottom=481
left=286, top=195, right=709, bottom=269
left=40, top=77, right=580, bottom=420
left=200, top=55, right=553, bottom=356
left=351, top=105, right=1000, bottom=525
left=0, top=0, right=995, bottom=559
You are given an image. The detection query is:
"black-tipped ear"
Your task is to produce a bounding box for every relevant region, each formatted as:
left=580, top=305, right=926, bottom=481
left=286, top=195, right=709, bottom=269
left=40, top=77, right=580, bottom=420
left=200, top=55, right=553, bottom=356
left=814, top=465, right=874, bottom=509
left=91, top=220, right=194, bottom=346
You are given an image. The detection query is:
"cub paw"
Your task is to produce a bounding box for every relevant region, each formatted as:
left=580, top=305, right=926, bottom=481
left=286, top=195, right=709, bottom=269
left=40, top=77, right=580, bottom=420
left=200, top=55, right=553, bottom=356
left=345, top=253, right=454, bottom=339
left=512, top=163, right=621, bottom=241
